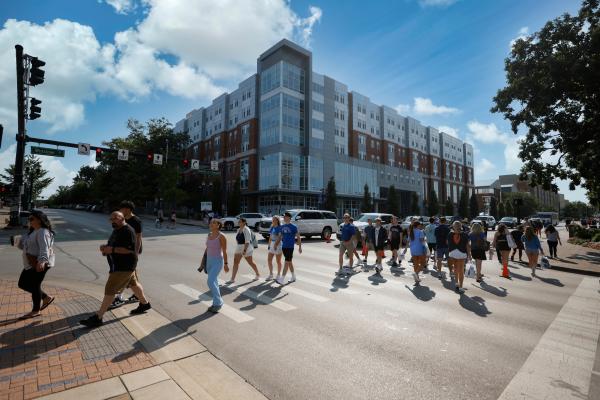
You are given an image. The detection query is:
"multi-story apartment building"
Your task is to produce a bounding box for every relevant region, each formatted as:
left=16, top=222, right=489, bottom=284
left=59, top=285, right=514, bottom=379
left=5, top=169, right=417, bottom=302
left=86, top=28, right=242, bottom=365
left=174, top=39, right=475, bottom=216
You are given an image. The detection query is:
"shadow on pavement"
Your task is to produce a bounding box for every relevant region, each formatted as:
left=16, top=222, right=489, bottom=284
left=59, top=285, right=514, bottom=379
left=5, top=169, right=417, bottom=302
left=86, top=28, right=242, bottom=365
left=550, top=379, right=588, bottom=399
left=567, top=251, right=600, bottom=265
left=405, top=284, right=435, bottom=301
left=510, top=271, right=532, bottom=281
left=474, top=281, right=508, bottom=297
left=534, top=275, right=564, bottom=287
left=459, top=294, right=491, bottom=317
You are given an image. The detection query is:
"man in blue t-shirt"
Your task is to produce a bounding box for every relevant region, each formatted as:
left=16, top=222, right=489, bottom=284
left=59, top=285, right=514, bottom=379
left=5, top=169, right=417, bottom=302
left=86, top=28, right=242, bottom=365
left=276, top=212, right=302, bottom=285
left=434, top=217, right=451, bottom=276
left=338, top=213, right=356, bottom=274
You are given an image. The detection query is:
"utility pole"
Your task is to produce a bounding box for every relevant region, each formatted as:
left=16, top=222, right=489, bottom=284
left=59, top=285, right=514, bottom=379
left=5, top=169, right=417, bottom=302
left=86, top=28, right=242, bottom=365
left=12, top=45, right=26, bottom=225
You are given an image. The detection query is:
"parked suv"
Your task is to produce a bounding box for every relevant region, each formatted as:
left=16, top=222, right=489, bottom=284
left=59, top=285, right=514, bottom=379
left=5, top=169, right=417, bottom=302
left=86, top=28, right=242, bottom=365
left=336, top=213, right=394, bottom=241
left=472, top=215, right=497, bottom=230
left=259, top=209, right=339, bottom=240
left=220, top=213, right=267, bottom=231
left=400, top=216, right=431, bottom=231
left=499, top=217, right=518, bottom=228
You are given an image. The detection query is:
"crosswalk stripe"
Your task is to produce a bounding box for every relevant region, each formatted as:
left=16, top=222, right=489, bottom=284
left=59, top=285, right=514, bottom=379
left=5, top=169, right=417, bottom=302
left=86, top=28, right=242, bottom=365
left=82, top=228, right=93, bottom=233
left=218, top=279, right=296, bottom=311
left=66, top=229, right=76, bottom=233
left=97, top=228, right=108, bottom=233
left=301, top=266, right=414, bottom=290
left=288, top=275, right=360, bottom=295
left=170, top=283, right=254, bottom=323
left=242, top=275, right=328, bottom=303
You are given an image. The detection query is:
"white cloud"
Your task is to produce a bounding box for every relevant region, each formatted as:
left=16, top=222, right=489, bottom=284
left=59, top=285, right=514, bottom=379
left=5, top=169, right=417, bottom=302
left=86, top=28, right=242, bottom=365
left=413, top=97, right=460, bottom=116
left=0, top=1, right=322, bottom=136
left=104, top=0, right=136, bottom=14
left=510, top=26, right=529, bottom=49
left=394, top=97, right=459, bottom=116
left=419, top=0, right=459, bottom=7
left=395, top=103, right=411, bottom=115
left=466, top=120, right=525, bottom=173
left=475, top=158, right=496, bottom=180
left=438, top=125, right=459, bottom=138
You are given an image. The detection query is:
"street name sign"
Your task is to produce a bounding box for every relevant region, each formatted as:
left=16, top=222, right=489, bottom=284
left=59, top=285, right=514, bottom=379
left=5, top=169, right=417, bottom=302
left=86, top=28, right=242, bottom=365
left=78, top=143, right=90, bottom=155
left=118, top=149, right=129, bottom=161
left=31, top=146, right=64, bottom=157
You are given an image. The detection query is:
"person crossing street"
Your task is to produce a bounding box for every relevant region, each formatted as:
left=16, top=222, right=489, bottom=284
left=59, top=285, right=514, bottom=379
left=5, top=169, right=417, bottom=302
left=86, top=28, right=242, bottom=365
left=337, top=214, right=356, bottom=275
left=373, top=218, right=388, bottom=277
left=276, top=212, right=302, bottom=284
left=388, top=216, right=403, bottom=268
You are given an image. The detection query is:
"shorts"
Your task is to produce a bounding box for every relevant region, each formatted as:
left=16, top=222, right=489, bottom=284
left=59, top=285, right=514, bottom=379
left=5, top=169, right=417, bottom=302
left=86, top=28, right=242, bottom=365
left=235, top=244, right=254, bottom=257
left=436, top=247, right=449, bottom=259
left=525, top=249, right=540, bottom=256
left=412, top=255, right=427, bottom=266
left=105, top=271, right=137, bottom=295
left=428, top=243, right=437, bottom=252
left=268, top=242, right=282, bottom=255
left=471, top=248, right=487, bottom=260
left=364, top=241, right=374, bottom=251
left=282, top=247, right=294, bottom=261
left=390, top=240, right=400, bottom=251
left=339, top=240, right=355, bottom=254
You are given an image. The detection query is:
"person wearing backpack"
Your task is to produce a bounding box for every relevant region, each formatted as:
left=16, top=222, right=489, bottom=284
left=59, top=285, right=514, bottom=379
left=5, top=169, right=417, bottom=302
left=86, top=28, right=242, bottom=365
left=468, top=222, right=487, bottom=282
left=228, top=218, right=260, bottom=283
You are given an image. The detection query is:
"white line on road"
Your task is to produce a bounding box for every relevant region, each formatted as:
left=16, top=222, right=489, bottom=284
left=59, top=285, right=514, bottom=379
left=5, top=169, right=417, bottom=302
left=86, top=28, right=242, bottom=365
left=218, top=279, right=297, bottom=311
left=242, top=275, right=329, bottom=303
left=498, top=277, right=600, bottom=399
left=170, top=284, right=254, bottom=323
left=66, top=229, right=76, bottom=234
left=82, top=228, right=93, bottom=233
left=287, top=275, right=360, bottom=295
left=96, top=228, right=108, bottom=233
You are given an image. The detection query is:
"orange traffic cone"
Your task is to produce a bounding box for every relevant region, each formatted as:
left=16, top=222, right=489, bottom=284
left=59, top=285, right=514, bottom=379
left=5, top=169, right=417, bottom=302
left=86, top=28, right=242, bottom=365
left=501, top=259, right=510, bottom=278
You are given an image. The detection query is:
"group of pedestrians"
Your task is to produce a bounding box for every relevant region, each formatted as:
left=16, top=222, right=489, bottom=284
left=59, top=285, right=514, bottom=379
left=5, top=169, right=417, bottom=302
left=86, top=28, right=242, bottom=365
left=12, top=202, right=151, bottom=326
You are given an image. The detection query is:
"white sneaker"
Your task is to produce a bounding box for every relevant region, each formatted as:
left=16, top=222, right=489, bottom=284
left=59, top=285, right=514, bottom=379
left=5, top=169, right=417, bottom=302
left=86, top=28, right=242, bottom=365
left=288, top=276, right=296, bottom=283
left=265, top=274, right=274, bottom=281
left=276, top=277, right=284, bottom=285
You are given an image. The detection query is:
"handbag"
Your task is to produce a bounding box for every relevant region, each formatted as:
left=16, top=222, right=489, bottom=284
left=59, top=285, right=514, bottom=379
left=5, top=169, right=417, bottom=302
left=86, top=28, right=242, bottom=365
left=466, top=262, right=476, bottom=278
left=198, top=251, right=207, bottom=274
left=506, top=234, right=517, bottom=249
left=484, top=240, right=491, bottom=251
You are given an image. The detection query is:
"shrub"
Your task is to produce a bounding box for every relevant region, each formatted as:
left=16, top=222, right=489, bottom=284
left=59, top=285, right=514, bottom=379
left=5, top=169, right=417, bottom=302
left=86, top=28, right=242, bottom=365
left=592, top=232, right=600, bottom=242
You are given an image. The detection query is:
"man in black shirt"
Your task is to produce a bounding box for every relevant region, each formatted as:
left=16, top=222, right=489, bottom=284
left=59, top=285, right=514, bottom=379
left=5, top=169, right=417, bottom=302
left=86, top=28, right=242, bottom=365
left=80, top=211, right=151, bottom=328
left=387, top=217, right=403, bottom=268
left=110, top=201, right=143, bottom=308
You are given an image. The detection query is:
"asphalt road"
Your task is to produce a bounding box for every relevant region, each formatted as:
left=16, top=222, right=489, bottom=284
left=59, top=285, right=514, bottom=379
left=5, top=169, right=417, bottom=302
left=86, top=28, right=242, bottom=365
left=1, top=209, right=598, bottom=400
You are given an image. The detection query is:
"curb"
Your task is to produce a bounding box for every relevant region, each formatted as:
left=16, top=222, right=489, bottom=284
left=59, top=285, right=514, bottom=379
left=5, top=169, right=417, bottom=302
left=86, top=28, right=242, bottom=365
left=548, top=265, right=600, bottom=277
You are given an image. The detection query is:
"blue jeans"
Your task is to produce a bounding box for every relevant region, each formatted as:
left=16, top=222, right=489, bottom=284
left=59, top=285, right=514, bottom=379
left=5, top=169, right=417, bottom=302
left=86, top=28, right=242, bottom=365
left=206, top=256, right=224, bottom=307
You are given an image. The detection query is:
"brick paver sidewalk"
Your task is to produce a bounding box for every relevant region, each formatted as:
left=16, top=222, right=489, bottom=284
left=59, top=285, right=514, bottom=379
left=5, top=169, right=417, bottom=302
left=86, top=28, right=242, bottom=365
left=0, top=280, right=155, bottom=400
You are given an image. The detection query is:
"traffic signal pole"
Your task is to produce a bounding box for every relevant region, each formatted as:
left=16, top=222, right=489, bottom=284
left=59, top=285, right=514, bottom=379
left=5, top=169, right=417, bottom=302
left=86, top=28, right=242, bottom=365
left=12, top=45, right=26, bottom=225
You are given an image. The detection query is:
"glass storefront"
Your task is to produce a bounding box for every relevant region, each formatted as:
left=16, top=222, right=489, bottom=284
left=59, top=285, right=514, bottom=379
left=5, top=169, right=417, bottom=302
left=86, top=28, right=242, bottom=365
left=334, top=162, right=379, bottom=196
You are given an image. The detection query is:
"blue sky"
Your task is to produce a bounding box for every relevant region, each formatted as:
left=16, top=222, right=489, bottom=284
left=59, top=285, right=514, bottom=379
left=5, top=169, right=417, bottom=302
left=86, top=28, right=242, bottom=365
left=0, top=0, right=587, bottom=201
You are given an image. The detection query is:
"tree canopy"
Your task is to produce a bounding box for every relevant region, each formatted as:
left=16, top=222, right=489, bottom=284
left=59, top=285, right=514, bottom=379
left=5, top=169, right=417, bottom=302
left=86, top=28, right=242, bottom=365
left=492, top=0, right=600, bottom=205
left=1, top=155, right=53, bottom=202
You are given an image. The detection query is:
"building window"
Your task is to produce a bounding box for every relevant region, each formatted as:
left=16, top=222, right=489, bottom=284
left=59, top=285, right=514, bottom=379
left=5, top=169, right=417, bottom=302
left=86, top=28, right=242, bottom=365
left=282, top=62, right=305, bottom=94
left=240, top=159, right=249, bottom=189
left=241, top=124, right=250, bottom=152
left=261, top=63, right=281, bottom=95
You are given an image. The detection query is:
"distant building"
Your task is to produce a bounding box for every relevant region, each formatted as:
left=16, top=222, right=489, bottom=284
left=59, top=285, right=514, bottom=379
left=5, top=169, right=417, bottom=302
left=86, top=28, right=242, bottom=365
left=174, top=39, right=475, bottom=216
left=475, top=174, right=561, bottom=214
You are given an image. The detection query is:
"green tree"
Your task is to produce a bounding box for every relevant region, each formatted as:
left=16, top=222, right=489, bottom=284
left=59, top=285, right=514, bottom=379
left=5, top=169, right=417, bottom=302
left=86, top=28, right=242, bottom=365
left=410, top=192, right=420, bottom=215
left=499, top=201, right=506, bottom=219
left=387, top=185, right=400, bottom=216
left=428, top=189, right=439, bottom=216
left=503, top=193, right=539, bottom=219
left=445, top=197, right=454, bottom=216
left=562, top=201, right=597, bottom=219
left=227, top=178, right=241, bottom=216
left=491, top=0, right=600, bottom=204
left=490, top=197, right=498, bottom=219
left=361, top=183, right=373, bottom=212
left=324, top=177, right=337, bottom=213
left=469, top=192, right=480, bottom=219
left=1, top=155, right=53, bottom=202
left=458, top=189, right=469, bottom=218
left=505, top=199, right=514, bottom=216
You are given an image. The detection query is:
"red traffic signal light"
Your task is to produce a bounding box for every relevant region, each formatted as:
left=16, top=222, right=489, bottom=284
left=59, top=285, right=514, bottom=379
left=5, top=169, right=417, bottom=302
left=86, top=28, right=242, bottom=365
left=29, top=57, right=46, bottom=86
left=183, top=159, right=189, bottom=168
left=147, top=153, right=153, bottom=162
left=95, top=148, right=103, bottom=161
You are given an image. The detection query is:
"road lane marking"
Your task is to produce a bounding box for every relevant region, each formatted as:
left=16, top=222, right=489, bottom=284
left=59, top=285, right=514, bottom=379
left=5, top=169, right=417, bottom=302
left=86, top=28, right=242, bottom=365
left=66, top=229, right=76, bottom=233
left=287, top=275, right=360, bottom=295
left=170, top=284, right=254, bottom=323
left=96, top=228, right=108, bottom=233
left=82, top=228, right=93, bottom=233
left=242, top=275, right=328, bottom=303
left=218, top=279, right=297, bottom=311
left=498, top=277, right=600, bottom=399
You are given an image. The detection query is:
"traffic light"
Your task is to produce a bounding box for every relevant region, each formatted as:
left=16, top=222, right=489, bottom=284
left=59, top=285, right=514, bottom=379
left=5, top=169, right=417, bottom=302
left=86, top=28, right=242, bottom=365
left=28, top=57, right=45, bottom=86
left=95, top=148, right=103, bottom=161
left=183, top=159, right=189, bottom=168
left=147, top=153, right=153, bottom=162
left=29, top=98, right=41, bottom=120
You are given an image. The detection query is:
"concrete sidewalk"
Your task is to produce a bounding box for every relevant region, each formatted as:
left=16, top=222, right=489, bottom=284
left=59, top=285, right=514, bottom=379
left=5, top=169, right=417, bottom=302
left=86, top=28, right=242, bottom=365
left=139, top=214, right=208, bottom=229
left=0, top=279, right=267, bottom=400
